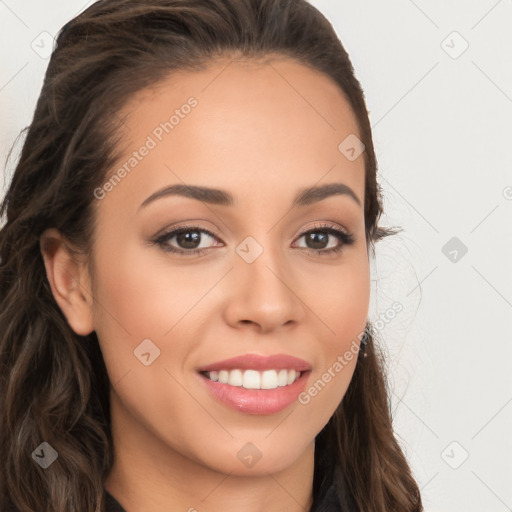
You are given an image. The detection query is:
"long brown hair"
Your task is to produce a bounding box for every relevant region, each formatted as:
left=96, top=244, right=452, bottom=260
left=0, top=1, right=422, bottom=510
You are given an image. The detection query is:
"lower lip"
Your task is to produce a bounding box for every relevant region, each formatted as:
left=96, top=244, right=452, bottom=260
left=199, top=371, right=310, bottom=415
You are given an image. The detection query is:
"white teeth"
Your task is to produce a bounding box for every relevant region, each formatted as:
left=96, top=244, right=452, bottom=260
left=243, top=370, right=260, bottom=389
left=228, top=369, right=243, bottom=387
left=277, top=369, right=288, bottom=387
left=287, top=369, right=297, bottom=385
left=205, top=369, right=301, bottom=389
left=261, top=370, right=278, bottom=389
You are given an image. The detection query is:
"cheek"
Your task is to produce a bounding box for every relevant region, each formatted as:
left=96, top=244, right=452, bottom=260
left=301, top=252, right=369, bottom=413
left=89, top=242, right=172, bottom=381
left=91, top=243, right=203, bottom=337
left=310, top=248, right=370, bottom=346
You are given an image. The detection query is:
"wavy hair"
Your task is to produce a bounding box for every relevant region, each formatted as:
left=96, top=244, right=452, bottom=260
left=0, top=1, right=422, bottom=510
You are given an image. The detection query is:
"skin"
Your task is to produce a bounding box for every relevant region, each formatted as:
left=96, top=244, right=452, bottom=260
left=40, top=56, right=370, bottom=512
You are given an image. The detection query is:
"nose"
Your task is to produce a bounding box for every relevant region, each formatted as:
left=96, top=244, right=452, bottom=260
left=222, top=241, right=305, bottom=334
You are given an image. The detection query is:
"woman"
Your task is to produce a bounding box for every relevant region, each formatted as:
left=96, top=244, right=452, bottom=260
left=0, top=1, right=423, bottom=511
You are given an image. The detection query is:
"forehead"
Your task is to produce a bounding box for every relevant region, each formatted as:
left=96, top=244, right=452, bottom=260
left=100, top=57, right=365, bottom=212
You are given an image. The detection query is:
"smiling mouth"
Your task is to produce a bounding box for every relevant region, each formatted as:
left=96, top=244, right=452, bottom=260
left=201, top=368, right=303, bottom=390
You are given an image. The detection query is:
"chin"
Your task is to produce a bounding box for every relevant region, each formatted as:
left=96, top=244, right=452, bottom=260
left=194, top=437, right=312, bottom=477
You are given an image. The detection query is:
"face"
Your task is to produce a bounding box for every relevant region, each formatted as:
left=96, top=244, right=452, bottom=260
left=86, top=57, right=370, bottom=476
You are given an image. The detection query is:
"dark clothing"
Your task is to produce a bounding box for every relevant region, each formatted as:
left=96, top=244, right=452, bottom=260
left=105, top=490, right=126, bottom=512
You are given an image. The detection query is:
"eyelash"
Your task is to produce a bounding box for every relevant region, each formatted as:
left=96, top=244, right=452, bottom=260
left=152, top=222, right=355, bottom=257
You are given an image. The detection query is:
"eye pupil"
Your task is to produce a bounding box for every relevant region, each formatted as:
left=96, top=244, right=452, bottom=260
left=306, top=232, right=328, bottom=249
left=177, top=230, right=201, bottom=249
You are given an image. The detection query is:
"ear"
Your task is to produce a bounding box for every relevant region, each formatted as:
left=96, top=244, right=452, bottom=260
left=39, top=228, right=95, bottom=336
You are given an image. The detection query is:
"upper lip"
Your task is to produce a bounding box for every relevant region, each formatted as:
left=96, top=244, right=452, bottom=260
left=197, top=353, right=312, bottom=373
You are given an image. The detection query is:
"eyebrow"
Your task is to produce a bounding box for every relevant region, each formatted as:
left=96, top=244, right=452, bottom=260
left=139, top=182, right=362, bottom=210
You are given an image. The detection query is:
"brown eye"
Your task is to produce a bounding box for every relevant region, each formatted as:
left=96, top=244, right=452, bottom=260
left=154, top=226, right=222, bottom=255
left=293, top=224, right=355, bottom=255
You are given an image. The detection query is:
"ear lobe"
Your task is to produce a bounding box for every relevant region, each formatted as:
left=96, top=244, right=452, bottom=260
left=39, top=228, right=95, bottom=336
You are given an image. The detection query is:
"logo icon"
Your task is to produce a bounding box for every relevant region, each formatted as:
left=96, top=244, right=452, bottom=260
left=32, top=442, right=59, bottom=469
left=31, top=32, right=55, bottom=59
left=441, top=441, right=469, bottom=469
left=442, top=236, right=468, bottom=263
left=134, top=338, right=161, bottom=366
left=236, top=236, right=264, bottom=264
left=441, top=31, right=469, bottom=60
left=236, top=442, right=262, bottom=468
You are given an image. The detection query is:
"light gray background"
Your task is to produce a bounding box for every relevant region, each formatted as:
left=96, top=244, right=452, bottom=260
left=1, top=1, right=511, bottom=511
